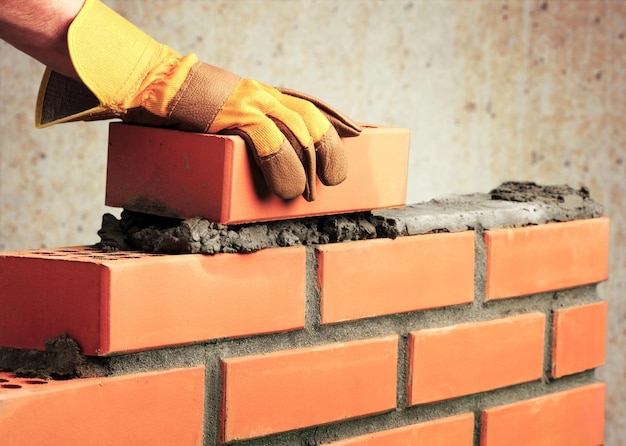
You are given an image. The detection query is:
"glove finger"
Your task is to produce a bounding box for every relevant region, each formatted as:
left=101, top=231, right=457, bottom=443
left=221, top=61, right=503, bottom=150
left=180, top=77, right=314, bottom=200
left=222, top=121, right=308, bottom=201
left=314, top=124, right=347, bottom=187
left=252, top=86, right=317, bottom=200
left=209, top=80, right=285, bottom=157
left=276, top=87, right=362, bottom=137
left=270, top=117, right=317, bottom=201
left=270, top=89, right=347, bottom=188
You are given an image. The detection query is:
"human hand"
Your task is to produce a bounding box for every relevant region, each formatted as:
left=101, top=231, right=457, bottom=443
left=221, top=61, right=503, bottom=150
left=36, top=0, right=361, bottom=201
left=128, top=65, right=361, bottom=201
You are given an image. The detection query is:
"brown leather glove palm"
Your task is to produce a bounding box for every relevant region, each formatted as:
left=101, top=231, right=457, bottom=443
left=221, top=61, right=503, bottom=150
left=36, top=0, right=361, bottom=201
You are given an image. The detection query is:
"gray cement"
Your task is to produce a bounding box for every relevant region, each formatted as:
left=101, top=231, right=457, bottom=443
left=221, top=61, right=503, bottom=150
left=0, top=334, right=108, bottom=379
left=97, top=211, right=379, bottom=254
left=97, top=181, right=602, bottom=254
left=373, top=181, right=602, bottom=237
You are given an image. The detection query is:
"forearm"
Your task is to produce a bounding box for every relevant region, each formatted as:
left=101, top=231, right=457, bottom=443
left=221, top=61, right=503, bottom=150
left=0, top=0, right=85, bottom=78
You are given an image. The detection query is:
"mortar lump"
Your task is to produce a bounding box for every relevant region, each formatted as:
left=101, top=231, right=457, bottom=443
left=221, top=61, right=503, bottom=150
left=490, top=181, right=590, bottom=209
left=98, top=210, right=385, bottom=255
left=97, top=181, right=601, bottom=255
left=0, top=334, right=107, bottom=380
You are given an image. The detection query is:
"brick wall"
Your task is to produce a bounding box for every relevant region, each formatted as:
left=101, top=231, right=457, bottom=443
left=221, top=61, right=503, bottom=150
left=0, top=125, right=610, bottom=445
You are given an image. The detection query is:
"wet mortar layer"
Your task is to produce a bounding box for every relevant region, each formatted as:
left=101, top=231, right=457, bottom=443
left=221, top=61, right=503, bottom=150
left=0, top=334, right=108, bottom=380
left=0, top=182, right=606, bottom=444
left=96, top=181, right=602, bottom=254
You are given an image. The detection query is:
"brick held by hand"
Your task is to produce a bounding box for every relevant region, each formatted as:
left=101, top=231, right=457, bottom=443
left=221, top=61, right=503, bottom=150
left=105, top=123, right=410, bottom=224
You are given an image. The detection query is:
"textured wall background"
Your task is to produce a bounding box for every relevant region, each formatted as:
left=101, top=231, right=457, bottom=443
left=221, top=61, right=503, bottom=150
left=0, top=0, right=624, bottom=442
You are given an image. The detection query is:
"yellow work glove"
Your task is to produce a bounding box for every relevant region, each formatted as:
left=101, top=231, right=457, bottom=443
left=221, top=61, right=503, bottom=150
left=36, top=0, right=361, bottom=201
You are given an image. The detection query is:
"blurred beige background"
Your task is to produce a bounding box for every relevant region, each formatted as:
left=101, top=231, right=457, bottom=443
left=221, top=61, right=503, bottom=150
left=1, top=0, right=624, bottom=442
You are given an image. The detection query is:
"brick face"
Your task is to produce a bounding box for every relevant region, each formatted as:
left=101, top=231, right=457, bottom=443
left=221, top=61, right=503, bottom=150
left=484, top=218, right=610, bottom=300
left=106, top=123, right=410, bottom=224
left=316, top=232, right=475, bottom=323
left=0, top=246, right=306, bottom=355
left=480, top=383, right=606, bottom=446
left=220, top=336, right=399, bottom=443
left=322, top=413, right=475, bottom=446
left=407, top=313, right=546, bottom=405
left=551, top=301, right=608, bottom=378
left=0, top=367, right=205, bottom=446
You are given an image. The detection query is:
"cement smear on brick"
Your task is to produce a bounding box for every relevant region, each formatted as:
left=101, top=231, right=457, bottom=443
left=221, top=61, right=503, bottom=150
left=97, top=210, right=380, bottom=254
left=0, top=334, right=107, bottom=379
left=97, top=181, right=602, bottom=254
left=375, top=181, right=602, bottom=236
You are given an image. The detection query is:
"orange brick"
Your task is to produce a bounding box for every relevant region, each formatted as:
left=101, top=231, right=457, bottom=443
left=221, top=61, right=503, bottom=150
left=408, top=313, right=545, bottom=405
left=0, top=246, right=305, bottom=355
left=220, top=335, right=398, bottom=443
left=0, top=367, right=205, bottom=445
left=551, top=302, right=608, bottom=378
left=322, top=413, right=475, bottom=446
left=480, top=383, right=606, bottom=445
left=484, top=218, right=610, bottom=300
left=316, top=232, right=474, bottom=324
left=105, top=123, right=410, bottom=224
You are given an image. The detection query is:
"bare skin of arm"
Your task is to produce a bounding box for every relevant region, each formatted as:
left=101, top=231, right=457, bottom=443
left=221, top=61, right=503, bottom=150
left=0, top=0, right=85, bottom=78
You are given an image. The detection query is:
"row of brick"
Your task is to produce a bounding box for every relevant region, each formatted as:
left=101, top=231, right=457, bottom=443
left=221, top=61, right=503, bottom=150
left=0, top=352, right=605, bottom=445
left=0, top=218, right=609, bottom=355
left=324, top=382, right=605, bottom=446
left=7, top=306, right=604, bottom=442
left=220, top=307, right=606, bottom=441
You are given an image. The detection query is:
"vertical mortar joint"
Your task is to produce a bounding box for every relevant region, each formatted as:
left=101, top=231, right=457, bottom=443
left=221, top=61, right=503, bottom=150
left=473, top=223, right=487, bottom=307
left=543, top=308, right=555, bottom=383
left=305, top=247, right=322, bottom=328
left=396, top=333, right=409, bottom=410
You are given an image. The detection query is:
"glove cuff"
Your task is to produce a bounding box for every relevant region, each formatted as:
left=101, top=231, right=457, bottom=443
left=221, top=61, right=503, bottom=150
left=165, top=62, right=241, bottom=133
left=36, top=0, right=195, bottom=127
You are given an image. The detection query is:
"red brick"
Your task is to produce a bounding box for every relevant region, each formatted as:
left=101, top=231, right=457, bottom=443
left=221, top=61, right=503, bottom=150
left=408, top=313, right=545, bottom=405
left=105, top=123, right=410, bottom=224
left=0, top=367, right=205, bottom=445
left=0, top=246, right=305, bottom=355
left=480, top=383, right=606, bottom=445
left=484, top=218, right=610, bottom=300
left=316, top=232, right=474, bottom=324
left=322, top=413, right=475, bottom=445
left=551, top=302, right=608, bottom=378
left=220, top=335, right=398, bottom=443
